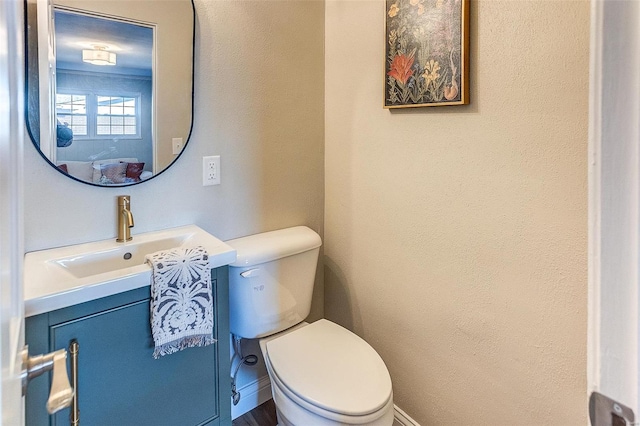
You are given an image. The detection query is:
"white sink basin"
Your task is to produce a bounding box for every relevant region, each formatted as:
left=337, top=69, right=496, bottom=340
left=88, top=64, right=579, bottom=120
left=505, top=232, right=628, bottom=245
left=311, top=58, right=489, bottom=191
left=24, top=225, right=237, bottom=317
left=53, top=236, right=189, bottom=278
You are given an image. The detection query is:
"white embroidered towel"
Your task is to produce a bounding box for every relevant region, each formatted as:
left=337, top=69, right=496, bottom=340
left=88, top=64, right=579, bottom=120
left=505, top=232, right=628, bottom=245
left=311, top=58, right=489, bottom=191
left=145, top=246, right=216, bottom=359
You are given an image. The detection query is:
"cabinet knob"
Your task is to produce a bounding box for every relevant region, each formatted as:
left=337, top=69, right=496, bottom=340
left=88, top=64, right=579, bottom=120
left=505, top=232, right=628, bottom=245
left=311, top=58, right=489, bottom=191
left=21, top=345, right=75, bottom=414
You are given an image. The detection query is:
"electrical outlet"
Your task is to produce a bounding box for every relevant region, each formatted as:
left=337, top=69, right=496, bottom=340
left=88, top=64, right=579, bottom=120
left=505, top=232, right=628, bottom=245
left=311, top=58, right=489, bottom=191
left=202, top=155, right=220, bottom=186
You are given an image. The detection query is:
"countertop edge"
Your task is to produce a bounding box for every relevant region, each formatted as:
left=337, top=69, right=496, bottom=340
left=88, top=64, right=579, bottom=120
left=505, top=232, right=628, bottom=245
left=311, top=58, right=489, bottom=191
left=25, top=248, right=235, bottom=318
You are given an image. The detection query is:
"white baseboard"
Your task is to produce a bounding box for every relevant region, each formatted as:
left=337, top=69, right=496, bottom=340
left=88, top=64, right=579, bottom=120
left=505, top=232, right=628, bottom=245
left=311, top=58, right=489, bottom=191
left=231, top=376, right=420, bottom=426
left=231, top=375, right=273, bottom=420
left=394, top=405, right=421, bottom=426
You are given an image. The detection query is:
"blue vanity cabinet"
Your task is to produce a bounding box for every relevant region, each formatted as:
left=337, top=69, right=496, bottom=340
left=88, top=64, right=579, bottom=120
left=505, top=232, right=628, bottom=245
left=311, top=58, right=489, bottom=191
left=25, top=267, right=231, bottom=426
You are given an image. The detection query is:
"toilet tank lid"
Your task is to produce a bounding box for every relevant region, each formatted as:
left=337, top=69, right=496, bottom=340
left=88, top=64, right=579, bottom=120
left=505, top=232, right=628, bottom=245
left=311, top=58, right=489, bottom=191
left=225, top=226, right=321, bottom=267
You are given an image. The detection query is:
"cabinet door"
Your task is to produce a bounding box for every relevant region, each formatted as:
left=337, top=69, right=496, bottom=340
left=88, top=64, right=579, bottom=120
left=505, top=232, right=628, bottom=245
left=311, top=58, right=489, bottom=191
left=51, top=298, right=220, bottom=426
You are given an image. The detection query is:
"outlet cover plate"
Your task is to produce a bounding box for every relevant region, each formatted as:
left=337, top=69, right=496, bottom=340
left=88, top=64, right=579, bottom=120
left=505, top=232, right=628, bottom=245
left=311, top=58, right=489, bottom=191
left=202, top=155, right=220, bottom=186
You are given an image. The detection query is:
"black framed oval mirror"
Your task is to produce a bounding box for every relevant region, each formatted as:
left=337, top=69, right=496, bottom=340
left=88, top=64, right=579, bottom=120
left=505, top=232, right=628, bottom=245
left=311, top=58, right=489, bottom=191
left=25, top=0, right=194, bottom=187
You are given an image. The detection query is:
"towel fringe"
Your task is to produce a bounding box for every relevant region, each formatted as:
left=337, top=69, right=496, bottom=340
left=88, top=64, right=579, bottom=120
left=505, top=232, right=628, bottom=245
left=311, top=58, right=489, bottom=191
left=153, top=334, right=217, bottom=359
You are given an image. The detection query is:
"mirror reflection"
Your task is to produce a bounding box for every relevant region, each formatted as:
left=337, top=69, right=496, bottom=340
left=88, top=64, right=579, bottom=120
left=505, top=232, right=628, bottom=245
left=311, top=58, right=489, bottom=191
left=55, top=11, right=154, bottom=184
left=26, top=0, right=194, bottom=186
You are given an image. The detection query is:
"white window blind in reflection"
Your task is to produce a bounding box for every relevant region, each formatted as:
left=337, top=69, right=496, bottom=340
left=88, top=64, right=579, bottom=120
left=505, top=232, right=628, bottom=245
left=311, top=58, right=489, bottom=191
left=96, top=96, right=138, bottom=136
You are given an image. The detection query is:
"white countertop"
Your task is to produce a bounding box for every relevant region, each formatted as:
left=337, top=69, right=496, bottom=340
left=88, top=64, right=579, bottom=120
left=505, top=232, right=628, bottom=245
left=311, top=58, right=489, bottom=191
left=24, top=225, right=237, bottom=317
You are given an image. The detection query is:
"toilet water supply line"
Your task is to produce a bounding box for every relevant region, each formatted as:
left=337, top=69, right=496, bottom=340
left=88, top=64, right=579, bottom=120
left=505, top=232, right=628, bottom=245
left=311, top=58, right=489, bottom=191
left=231, top=335, right=258, bottom=406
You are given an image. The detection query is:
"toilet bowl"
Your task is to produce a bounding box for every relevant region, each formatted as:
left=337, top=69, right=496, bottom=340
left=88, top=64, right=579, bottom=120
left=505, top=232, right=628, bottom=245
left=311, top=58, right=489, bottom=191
left=226, top=227, right=394, bottom=426
left=258, top=320, right=394, bottom=426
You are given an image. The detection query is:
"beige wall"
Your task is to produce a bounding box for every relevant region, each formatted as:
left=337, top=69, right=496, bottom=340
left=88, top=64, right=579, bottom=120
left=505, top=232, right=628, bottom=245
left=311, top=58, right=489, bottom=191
left=324, top=0, right=589, bottom=424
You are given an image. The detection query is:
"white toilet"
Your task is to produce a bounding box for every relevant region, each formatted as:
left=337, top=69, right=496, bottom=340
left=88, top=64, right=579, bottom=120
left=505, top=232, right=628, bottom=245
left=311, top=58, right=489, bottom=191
left=227, top=226, right=394, bottom=426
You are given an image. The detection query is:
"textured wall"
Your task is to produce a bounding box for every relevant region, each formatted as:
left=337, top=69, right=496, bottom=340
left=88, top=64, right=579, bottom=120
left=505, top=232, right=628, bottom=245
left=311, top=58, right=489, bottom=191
left=324, top=0, right=589, bottom=424
left=23, top=0, right=324, bottom=387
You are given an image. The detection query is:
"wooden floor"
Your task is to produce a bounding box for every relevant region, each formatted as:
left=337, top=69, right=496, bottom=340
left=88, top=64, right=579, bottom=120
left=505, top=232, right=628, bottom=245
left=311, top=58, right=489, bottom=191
left=232, top=398, right=402, bottom=426
left=232, top=399, right=278, bottom=426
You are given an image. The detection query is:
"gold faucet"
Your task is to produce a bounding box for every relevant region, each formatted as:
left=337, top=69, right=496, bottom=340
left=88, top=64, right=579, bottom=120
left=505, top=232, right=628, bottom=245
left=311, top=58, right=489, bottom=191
left=116, top=195, right=134, bottom=242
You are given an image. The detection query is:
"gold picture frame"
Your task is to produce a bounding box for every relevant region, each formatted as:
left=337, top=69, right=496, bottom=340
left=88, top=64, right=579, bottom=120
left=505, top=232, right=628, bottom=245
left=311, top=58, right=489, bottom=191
left=384, top=0, right=469, bottom=108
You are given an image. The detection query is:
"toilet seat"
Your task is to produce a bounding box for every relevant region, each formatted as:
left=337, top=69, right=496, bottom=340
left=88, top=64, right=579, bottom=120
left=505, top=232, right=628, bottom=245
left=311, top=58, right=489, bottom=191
left=264, top=319, right=393, bottom=419
left=268, top=367, right=395, bottom=425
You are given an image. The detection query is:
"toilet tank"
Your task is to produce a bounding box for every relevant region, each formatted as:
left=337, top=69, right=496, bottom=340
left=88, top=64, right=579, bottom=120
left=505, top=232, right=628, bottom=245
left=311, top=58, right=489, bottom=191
left=226, top=226, right=322, bottom=339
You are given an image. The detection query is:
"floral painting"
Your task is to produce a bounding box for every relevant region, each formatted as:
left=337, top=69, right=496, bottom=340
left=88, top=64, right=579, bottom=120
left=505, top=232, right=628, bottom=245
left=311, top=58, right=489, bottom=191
left=385, top=0, right=469, bottom=108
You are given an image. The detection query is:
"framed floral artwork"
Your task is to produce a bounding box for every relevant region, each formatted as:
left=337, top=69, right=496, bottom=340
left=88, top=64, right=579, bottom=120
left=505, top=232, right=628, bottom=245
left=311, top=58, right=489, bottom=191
left=385, top=0, right=469, bottom=108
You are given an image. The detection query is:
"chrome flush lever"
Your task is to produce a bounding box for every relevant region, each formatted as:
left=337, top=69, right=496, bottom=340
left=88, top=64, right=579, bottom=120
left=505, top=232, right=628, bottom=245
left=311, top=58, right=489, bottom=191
left=240, top=268, right=260, bottom=278
left=21, top=345, right=75, bottom=414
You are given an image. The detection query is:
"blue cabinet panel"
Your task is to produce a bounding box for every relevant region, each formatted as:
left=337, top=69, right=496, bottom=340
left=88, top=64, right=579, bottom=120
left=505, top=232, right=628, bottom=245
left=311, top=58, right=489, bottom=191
left=51, top=299, right=218, bottom=425
left=26, top=267, right=231, bottom=426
